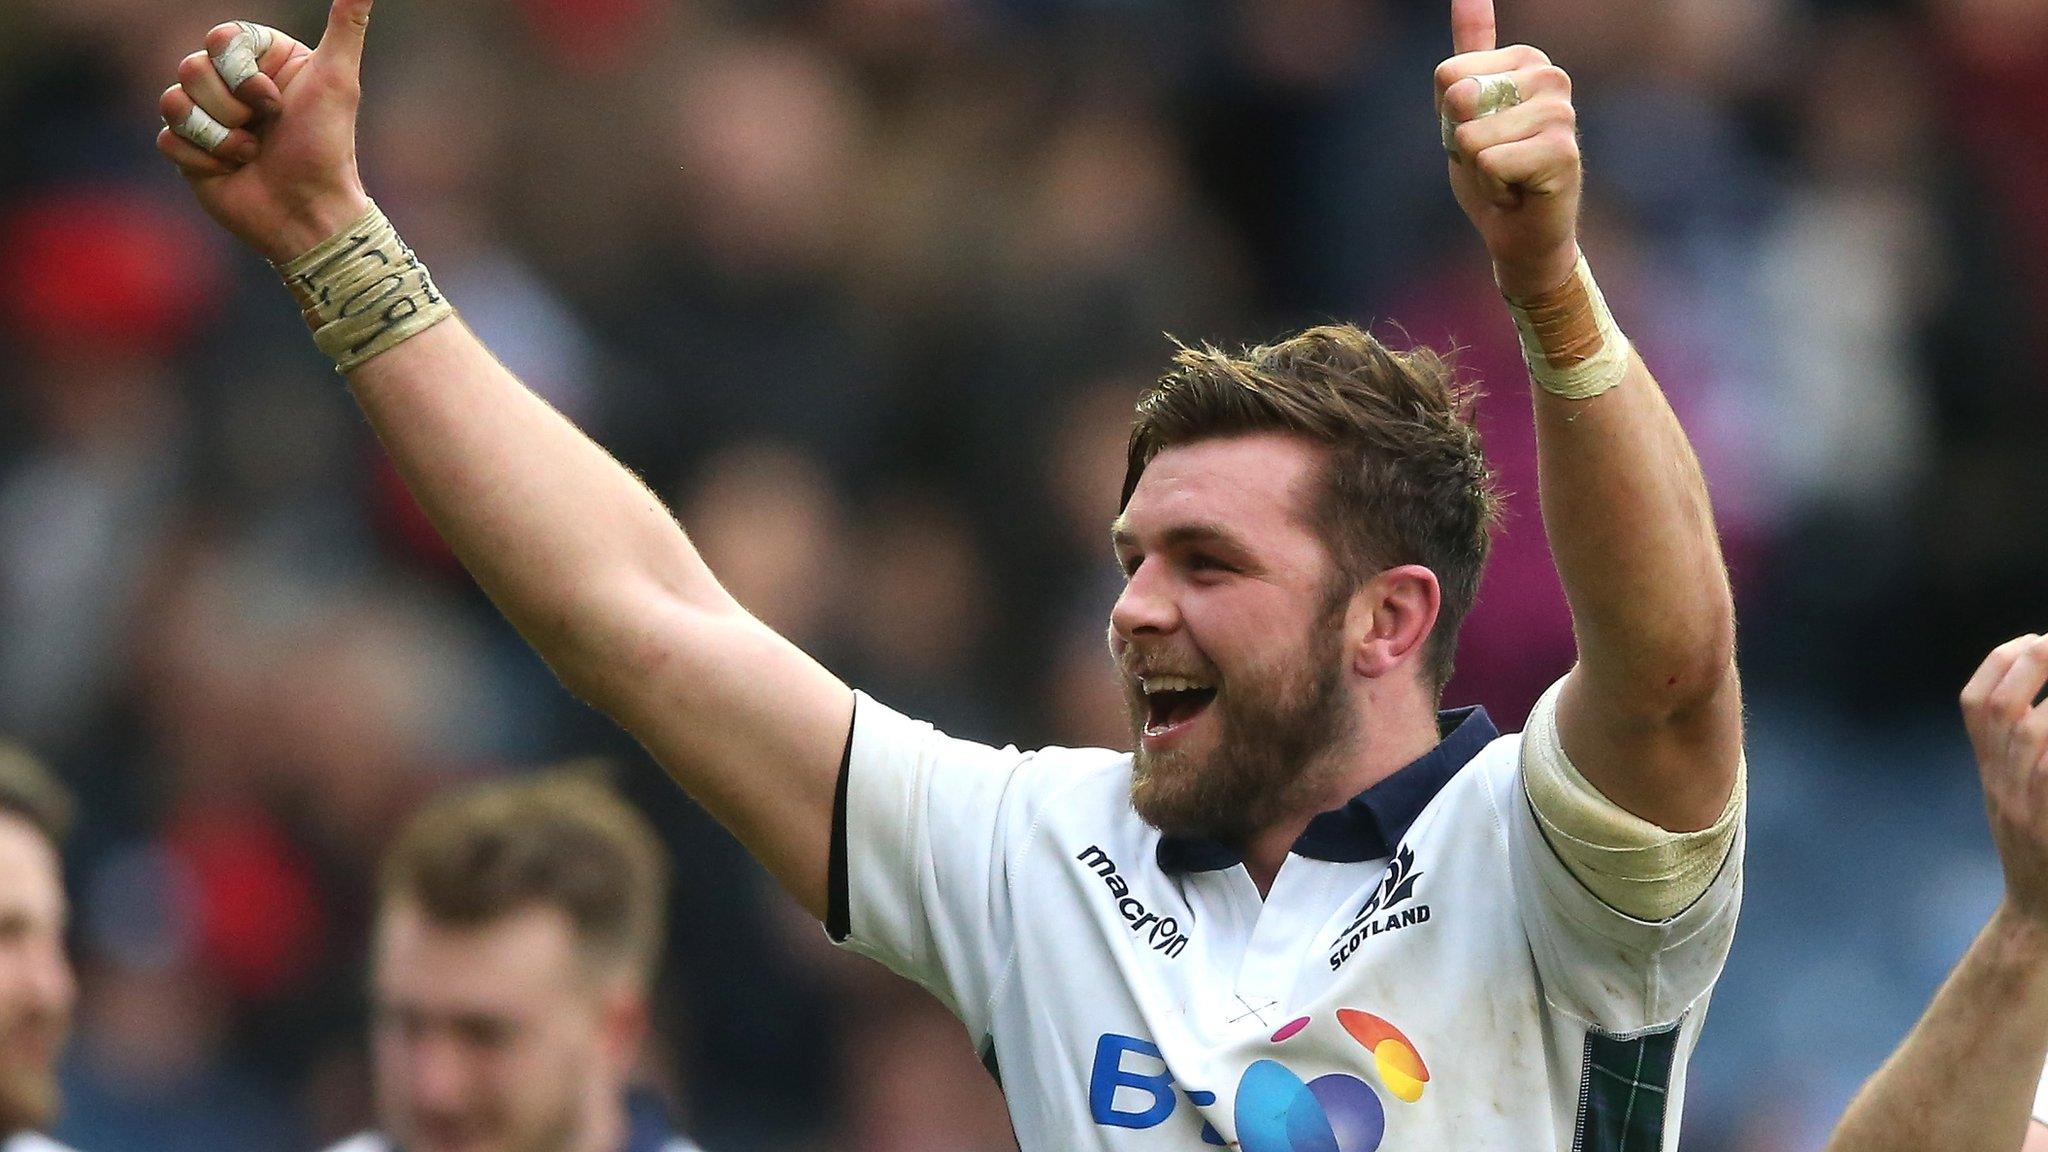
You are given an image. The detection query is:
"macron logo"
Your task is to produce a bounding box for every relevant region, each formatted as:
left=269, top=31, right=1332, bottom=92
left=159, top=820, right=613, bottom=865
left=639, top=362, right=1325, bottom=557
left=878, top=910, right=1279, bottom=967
left=1077, top=846, right=1190, bottom=959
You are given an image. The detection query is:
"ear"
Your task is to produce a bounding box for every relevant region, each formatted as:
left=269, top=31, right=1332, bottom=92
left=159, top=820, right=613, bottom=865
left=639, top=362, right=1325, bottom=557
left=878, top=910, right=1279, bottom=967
left=1345, top=564, right=1442, bottom=680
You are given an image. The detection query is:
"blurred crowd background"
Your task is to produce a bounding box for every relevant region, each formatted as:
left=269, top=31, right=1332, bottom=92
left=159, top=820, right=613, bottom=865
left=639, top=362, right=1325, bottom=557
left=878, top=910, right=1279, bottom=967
left=3, top=0, right=2047, bottom=1147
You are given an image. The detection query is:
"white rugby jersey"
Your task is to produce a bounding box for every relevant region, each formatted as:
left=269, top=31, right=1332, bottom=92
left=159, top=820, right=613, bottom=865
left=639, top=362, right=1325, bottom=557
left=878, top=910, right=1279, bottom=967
left=827, top=682, right=1743, bottom=1152
left=2033, top=1058, right=2048, bottom=1126
left=3, top=1134, right=78, bottom=1152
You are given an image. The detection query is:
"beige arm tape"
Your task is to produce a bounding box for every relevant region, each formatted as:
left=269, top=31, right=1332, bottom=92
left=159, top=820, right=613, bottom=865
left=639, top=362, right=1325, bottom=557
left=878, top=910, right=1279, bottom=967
left=1520, top=678, right=1744, bottom=921
left=276, top=201, right=456, bottom=373
left=1502, top=253, right=1632, bottom=401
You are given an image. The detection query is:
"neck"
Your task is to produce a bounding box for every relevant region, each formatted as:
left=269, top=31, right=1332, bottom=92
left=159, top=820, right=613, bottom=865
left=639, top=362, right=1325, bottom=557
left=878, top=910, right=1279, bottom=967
left=564, top=1084, right=630, bottom=1152
left=1239, top=687, right=1443, bottom=896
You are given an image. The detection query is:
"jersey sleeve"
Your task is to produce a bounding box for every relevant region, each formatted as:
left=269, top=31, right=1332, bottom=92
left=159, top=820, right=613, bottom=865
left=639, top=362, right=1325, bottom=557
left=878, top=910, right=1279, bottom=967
left=827, top=690, right=1048, bottom=1040
left=2033, top=1057, right=2048, bottom=1126
left=1496, top=680, right=1745, bottom=1033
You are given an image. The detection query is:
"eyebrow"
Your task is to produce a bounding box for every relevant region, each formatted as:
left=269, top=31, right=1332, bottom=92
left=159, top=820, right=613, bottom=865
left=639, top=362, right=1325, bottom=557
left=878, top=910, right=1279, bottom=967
left=1110, top=518, right=1254, bottom=555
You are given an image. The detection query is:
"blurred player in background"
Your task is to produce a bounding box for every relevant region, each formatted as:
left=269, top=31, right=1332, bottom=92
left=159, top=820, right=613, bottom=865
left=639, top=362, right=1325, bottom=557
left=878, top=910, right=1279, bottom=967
left=327, top=773, right=702, bottom=1152
left=155, top=0, right=1744, bottom=1146
left=0, top=745, right=78, bottom=1152
left=1823, top=635, right=2048, bottom=1152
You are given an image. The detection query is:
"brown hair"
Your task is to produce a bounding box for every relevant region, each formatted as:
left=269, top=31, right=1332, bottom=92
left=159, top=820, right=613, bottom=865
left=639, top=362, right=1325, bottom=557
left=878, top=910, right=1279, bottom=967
left=1122, top=324, right=1501, bottom=692
left=380, top=769, right=669, bottom=986
left=0, top=740, right=72, bottom=846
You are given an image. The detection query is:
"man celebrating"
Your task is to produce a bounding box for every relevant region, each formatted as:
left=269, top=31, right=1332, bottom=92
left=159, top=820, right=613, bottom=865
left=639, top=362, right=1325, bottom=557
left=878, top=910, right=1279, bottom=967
left=0, top=744, right=78, bottom=1152
left=156, top=0, right=1745, bottom=1146
left=326, top=773, right=702, bottom=1152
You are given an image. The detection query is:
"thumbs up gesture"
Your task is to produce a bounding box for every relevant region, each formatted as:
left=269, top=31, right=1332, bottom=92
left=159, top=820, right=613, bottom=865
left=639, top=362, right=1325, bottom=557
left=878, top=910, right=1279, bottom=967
left=155, top=0, right=378, bottom=264
left=1436, top=0, right=1583, bottom=298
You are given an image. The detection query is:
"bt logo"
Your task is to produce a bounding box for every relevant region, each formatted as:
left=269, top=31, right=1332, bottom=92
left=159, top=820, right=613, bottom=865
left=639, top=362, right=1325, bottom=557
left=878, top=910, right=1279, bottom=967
left=1089, top=1010, right=1430, bottom=1151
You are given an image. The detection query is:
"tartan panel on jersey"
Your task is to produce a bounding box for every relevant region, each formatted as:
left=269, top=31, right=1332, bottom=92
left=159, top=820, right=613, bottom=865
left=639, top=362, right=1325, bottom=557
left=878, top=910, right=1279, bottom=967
left=1574, top=1022, right=1680, bottom=1152
left=980, top=1038, right=1003, bottom=1090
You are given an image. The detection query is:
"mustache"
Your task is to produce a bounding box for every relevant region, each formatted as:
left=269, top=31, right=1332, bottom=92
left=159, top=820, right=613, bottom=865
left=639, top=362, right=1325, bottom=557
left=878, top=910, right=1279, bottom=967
left=1116, top=649, right=1219, bottom=683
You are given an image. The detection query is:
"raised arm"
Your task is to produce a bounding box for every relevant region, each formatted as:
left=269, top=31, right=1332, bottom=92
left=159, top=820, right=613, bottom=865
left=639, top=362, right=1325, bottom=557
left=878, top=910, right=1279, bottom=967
left=1825, top=636, right=2048, bottom=1152
left=154, top=0, right=851, bottom=917
left=1437, top=0, right=1738, bottom=831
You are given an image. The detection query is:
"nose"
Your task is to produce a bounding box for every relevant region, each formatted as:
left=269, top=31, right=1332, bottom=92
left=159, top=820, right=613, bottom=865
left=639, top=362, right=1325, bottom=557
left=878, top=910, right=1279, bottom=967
left=404, top=1031, right=473, bottom=1113
left=12, top=929, right=76, bottom=1022
left=1110, top=558, right=1179, bottom=643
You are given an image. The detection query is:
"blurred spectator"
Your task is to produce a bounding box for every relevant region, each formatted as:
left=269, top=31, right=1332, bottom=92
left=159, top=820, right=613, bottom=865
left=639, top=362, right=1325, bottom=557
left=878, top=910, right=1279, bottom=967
left=56, top=844, right=307, bottom=1152
left=842, top=486, right=1005, bottom=739
left=0, top=742, right=77, bottom=1152
left=680, top=440, right=850, bottom=650
left=324, top=772, right=702, bottom=1152
left=0, top=186, right=216, bottom=752
left=593, top=35, right=891, bottom=491
left=1741, top=15, right=1944, bottom=700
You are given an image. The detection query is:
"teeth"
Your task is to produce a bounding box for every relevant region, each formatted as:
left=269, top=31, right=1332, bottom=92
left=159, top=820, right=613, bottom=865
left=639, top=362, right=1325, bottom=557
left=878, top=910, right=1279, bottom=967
left=1143, top=675, right=1212, bottom=694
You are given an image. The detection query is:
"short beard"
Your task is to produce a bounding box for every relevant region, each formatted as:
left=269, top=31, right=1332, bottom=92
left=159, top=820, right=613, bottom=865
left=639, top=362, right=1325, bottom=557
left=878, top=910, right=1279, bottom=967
left=1125, top=589, right=1355, bottom=843
left=390, top=1045, right=592, bottom=1152
left=514, top=1089, right=585, bottom=1152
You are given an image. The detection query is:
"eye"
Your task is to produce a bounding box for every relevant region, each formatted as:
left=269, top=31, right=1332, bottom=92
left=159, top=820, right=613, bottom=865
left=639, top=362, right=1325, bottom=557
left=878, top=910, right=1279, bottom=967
left=456, top=1015, right=518, bottom=1049
left=1117, top=552, right=1142, bottom=577
left=1187, top=552, right=1232, bottom=575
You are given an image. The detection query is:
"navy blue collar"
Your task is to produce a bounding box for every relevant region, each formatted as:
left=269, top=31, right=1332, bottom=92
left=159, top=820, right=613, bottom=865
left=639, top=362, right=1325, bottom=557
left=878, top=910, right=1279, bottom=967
left=622, top=1088, right=684, bottom=1152
left=1155, top=705, right=1497, bottom=873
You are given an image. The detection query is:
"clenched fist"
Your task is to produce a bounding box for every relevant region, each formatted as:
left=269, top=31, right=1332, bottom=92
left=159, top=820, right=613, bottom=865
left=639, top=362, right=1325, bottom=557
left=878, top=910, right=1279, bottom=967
left=1961, top=634, right=2048, bottom=929
left=1436, top=0, right=1582, bottom=298
left=155, top=0, right=376, bottom=264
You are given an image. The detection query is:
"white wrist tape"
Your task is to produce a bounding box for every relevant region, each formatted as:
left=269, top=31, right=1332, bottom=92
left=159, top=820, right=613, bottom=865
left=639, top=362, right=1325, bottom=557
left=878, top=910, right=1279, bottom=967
left=174, top=105, right=231, bottom=152
left=276, top=201, right=456, bottom=374
left=1502, top=254, right=1632, bottom=401
left=1519, top=677, right=1744, bottom=922
left=209, top=21, right=277, bottom=92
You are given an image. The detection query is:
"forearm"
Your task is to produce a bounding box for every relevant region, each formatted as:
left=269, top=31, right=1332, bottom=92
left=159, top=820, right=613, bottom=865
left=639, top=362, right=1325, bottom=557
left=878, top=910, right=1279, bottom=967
left=1532, top=340, right=1735, bottom=712
left=1827, top=905, right=2048, bottom=1152
left=342, top=303, right=852, bottom=918
left=1507, top=256, right=1740, bottom=830
left=344, top=316, right=737, bottom=701
left=1441, top=46, right=1731, bottom=690
left=158, top=6, right=855, bottom=919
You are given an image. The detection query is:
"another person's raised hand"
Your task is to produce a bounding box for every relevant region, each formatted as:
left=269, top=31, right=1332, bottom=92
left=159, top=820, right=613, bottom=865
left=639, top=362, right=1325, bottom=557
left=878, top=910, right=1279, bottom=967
left=155, top=0, right=376, bottom=263
left=1962, top=634, right=2048, bottom=929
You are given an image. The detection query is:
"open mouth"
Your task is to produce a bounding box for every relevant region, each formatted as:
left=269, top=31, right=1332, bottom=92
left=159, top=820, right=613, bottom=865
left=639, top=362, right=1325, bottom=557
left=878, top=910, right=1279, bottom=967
left=1142, top=682, right=1218, bottom=740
